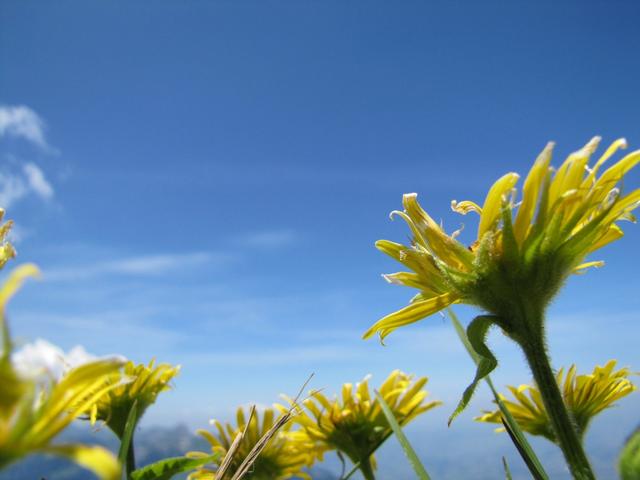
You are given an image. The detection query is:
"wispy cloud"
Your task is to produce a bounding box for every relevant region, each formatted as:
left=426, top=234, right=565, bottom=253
left=238, top=229, right=297, bottom=249
left=44, top=252, right=230, bottom=281
left=0, top=162, right=55, bottom=208
left=180, top=344, right=364, bottom=367
left=0, top=105, right=49, bottom=149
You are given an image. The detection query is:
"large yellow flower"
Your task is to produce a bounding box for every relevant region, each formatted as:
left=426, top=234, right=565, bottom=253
left=364, top=137, right=639, bottom=341
left=280, top=370, right=440, bottom=479
left=87, top=359, right=180, bottom=438
left=476, top=360, right=636, bottom=443
left=0, top=265, right=122, bottom=480
left=187, top=406, right=317, bottom=480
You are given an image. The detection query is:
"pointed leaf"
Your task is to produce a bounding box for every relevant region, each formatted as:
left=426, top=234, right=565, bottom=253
left=131, top=455, right=219, bottom=480
left=119, top=399, right=139, bottom=478
left=374, top=389, right=431, bottom=480
left=449, top=315, right=498, bottom=425
left=502, top=456, right=513, bottom=480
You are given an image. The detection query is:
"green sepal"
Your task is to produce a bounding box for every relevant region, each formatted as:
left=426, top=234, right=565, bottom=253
left=131, top=455, right=220, bottom=480
left=448, top=315, right=498, bottom=425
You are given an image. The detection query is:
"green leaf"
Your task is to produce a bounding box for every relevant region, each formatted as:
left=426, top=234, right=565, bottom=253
left=374, top=389, right=431, bottom=480
left=448, top=308, right=549, bottom=480
left=618, top=427, right=640, bottom=480
left=118, top=400, right=139, bottom=479
left=502, top=456, right=513, bottom=480
left=131, top=455, right=219, bottom=480
left=448, top=315, right=498, bottom=425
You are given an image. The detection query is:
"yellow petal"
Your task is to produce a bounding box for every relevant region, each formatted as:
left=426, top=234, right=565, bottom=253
left=362, top=292, right=459, bottom=341
left=478, top=173, right=520, bottom=239
left=514, top=142, right=553, bottom=243
left=0, top=263, right=40, bottom=310
left=572, top=261, right=605, bottom=274
left=583, top=223, right=624, bottom=255
left=42, top=444, right=120, bottom=480
left=549, top=137, right=600, bottom=207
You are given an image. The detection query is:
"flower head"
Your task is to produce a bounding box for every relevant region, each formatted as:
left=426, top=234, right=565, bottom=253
left=280, top=370, right=440, bottom=468
left=188, top=407, right=316, bottom=480
left=0, top=265, right=122, bottom=480
left=87, top=360, right=180, bottom=438
left=476, top=360, right=636, bottom=442
left=364, top=137, right=639, bottom=341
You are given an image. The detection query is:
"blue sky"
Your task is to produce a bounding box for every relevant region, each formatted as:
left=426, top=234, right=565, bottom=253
left=1, top=1, right=639, bottom=477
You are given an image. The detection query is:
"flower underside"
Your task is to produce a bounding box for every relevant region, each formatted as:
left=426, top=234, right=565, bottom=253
left=364, top=137, right=640, bottom=341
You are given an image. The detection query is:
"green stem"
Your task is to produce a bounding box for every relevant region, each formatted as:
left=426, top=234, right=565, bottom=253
left=520, top=334, right=595, bottom=480
left=358, top=455, right=376, bottom=480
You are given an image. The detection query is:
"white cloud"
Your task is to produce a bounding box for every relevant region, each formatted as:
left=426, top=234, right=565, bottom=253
left=22, top=162, right=54, bottom=199
left=0, top=162, right=55, bottom=208
left=11, top=338, right=125, bottom=382
left=0, top=169, right=28, bottom=207
left=45, top=252, right=227, bottom=281
left=239, top=229, right=297, bottom=249
left=0, top=105, right=48, bottom=149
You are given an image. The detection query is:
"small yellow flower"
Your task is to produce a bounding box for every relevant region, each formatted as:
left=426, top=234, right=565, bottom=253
left=188, top=407, right=316, bottom=480
left=476, top=360, right=636, bottom=443
left=0, top=265, right=122, bottom=480
left=280, top=370, right=440, bottom=473
left=87, top=360, right=180, bottom=438
left=0, top=210, right=16, bottom=271
left=364, top=137, right=639, bottom=341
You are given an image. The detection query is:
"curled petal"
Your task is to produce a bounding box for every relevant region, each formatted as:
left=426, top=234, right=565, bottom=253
left=363, top=292, right=459, bottom=341
left=582, top=138, right=628, bottom=188
left=0, top=263, right=40, bottom=310
left=451, top=200, right=482, bottom=215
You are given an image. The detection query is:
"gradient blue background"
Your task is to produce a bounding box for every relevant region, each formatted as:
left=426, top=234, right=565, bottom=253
left=1, top=1, right=639, bottom=478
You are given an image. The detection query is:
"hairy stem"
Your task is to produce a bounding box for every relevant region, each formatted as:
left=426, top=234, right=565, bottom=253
left=520, top=332, right=595, bottom=480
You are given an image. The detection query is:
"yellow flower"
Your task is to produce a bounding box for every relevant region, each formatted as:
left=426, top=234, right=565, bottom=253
left=87, top=360, right=180, bottom=438
left=280, top=370, right=440, bottom=476
left=188, top=406, right=316, bottom=480
left=476, top=360, right=636, bottom=443
left=0, top=209, right=16, bottom=271
left=0, top=265, right=122, bottom=480
left=364, top=137, right=639, bottom=341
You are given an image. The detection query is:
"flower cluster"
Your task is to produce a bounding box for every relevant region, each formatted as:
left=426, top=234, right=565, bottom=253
left=187, top=371, right=438, bottom=480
